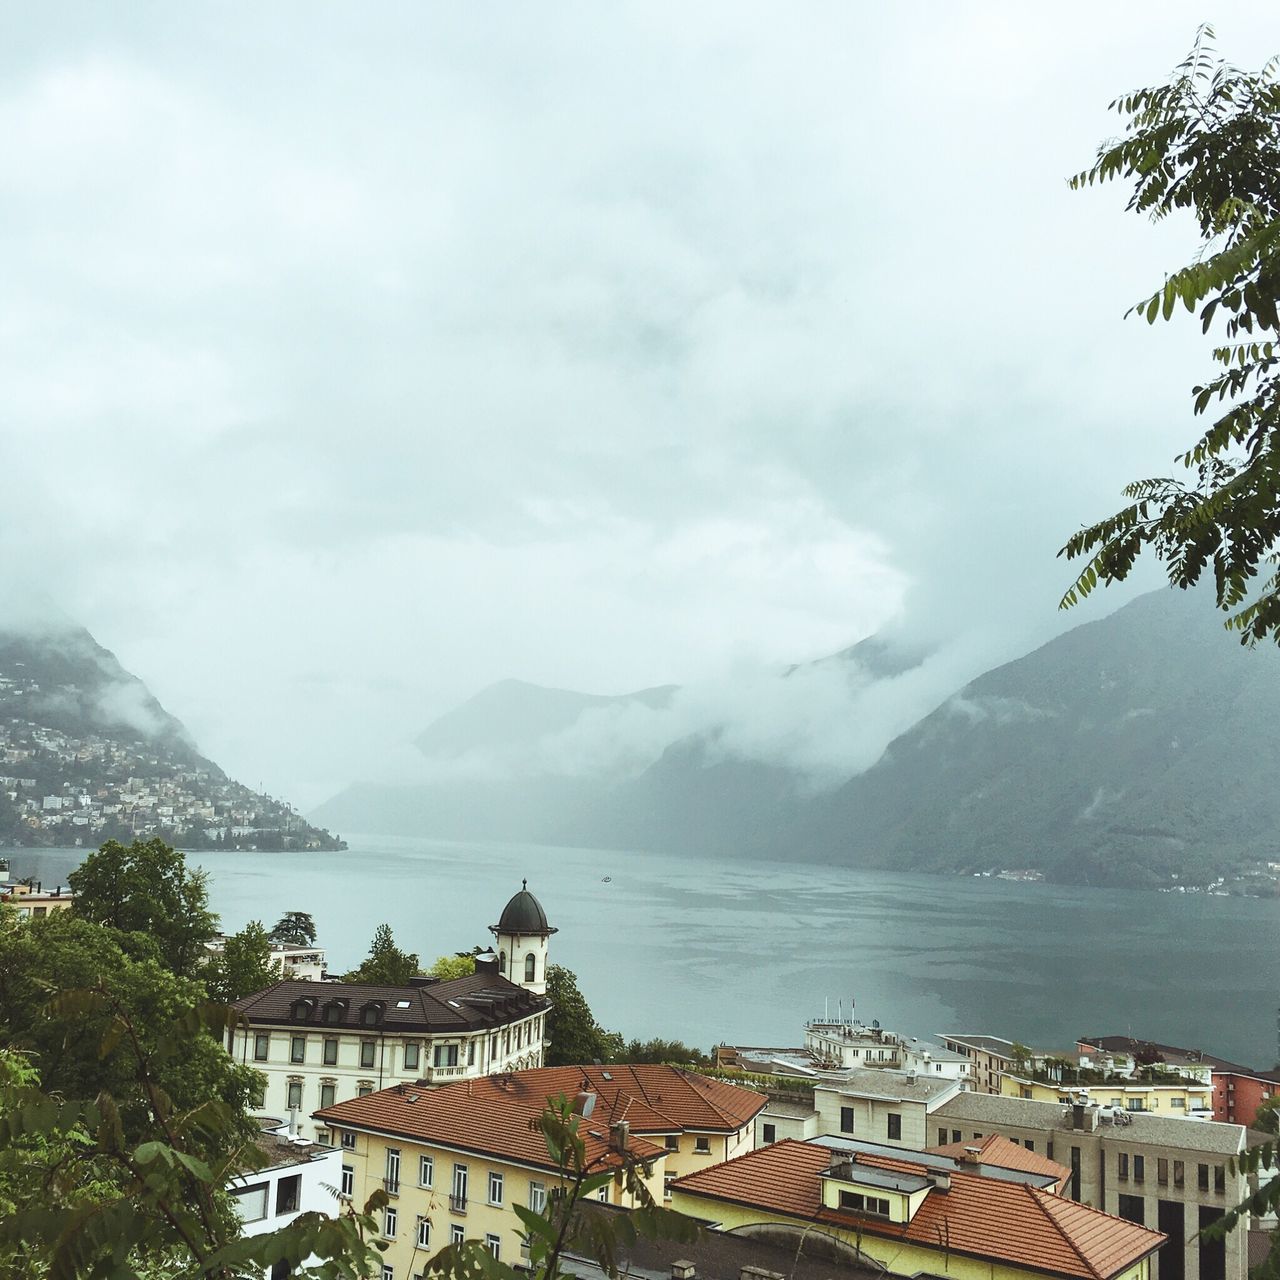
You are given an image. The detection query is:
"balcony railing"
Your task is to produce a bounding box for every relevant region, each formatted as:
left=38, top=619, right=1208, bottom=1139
left=449, top=1194, right=467, bottom=1214
left=383, top=1178, right=400, bottom=1195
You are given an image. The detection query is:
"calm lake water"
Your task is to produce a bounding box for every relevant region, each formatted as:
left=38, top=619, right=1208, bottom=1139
left=11, top=835, right=1279, bottom=1068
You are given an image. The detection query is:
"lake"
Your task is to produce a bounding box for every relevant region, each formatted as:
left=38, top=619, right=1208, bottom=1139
left=10, top=834, right=1279, bottom=1067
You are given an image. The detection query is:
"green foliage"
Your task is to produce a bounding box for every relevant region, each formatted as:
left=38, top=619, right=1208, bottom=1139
left=428, top=951, right=478, bottom=981
left=1060, top=28, right=1280, bottom=643
left=544, top=965, right=619, bottom=1066
left=68, top=838, right=218, bottom=978
left=343, top=922, right=420, bottom=985
left=620, top=1038, right=707, bottom=1066
left=1254, top=1095, right=1280, bottom=1135
left=206, top=921, right=282, bottom=1003
left=270, top=910, right=318, bottom=947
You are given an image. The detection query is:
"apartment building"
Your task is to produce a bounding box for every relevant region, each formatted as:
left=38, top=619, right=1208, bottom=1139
left=670, top=1135, right=1165, bottom=1280
left=933, top=1090, right=1251, bottom=1280
left=939, top=1034, right=1024, bottom=1094
left=815, top=1067, right=965, bottom=1149
left=313, top=1065, right=764, bottom=1278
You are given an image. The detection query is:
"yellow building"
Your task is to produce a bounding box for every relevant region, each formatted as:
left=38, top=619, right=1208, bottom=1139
left=671, top=1137, right=1164, bottom=1280
left=315, top=1064, right=764, bottom=1280
left=1000, top=1073, right=1214, bottom=1115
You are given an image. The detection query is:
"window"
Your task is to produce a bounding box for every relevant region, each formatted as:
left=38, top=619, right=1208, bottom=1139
left=233, top=1182, right=268, bottom=1223
left=468, top=1040, right=477, bottom=1066
left=938, top=1127, right=948, bottom=1146
left=1214, top=1165, right=1225, bottom=1194
left=341, top=1130, right=356, bottom=1150
left=276, top=1174, right=301, bottom=1215
left=499, top=951, right=507, bottom=973
left=840, top=1106, right=855, bottom=1134
left=1198, top=1163, right=1210, bottom=1191
left=952, top=1129, right=962, bottom=1144
left=287, top=1079, right=303, bottom=1110
left=838, top=1191, right=890, bottom=1216
left=887, top=1114, right=902, bottom=1141
left=251, top=1079, right=267, bottom=1109
left=1174, top=1160, right=1185, bottom=1188
left=324, top=1038, right=338, bottom=1066
left=529, top=1181, right=546, bottom=1212
left=664, top=1135, right=678, bottom=1150
left=524, top=953, right=536, bottom=982
left=488, top=1171, right=504, bottom=1205
left=1171, top=1097, right=1185, bottom=1108
left=360, top=1040, right=376, bottom=1069
left=1070, top=1147, right=1082, bottom=1201
left=1024, top=1140, right=1034, bottom=1152
left=253, top=1033, right=269, bottom=1061
left=404, top=1041, right=420, bottom=1071
left=597, top=1185, right=609, bottom=1201
left=663, top=1171, right=676, bottom=1201
left=451, top=1225, right=465, bottom=1245
left=1127, top=1098, right=1145, bottom=1111
left=383, top=1206, right=397, bottom=1238
left=291, top=1036, right=306, bottom=1064
left=1047, top=1142, right=1054, bottom=1160
left=417, top=1216, right=431, bottom=1248
left=1158, top=1158, right=1169, bottom=1186
left=434, top=1044, right=459, bottom=1068
left=451, top=1163, right=468, bottom=1212
left=317, top=1130, right=331, bottom=1146
left=385, top=1148, right=401, bottom=1194
left=694, top=1137, right=711, bottom=1154
left=762, top=1123, right=776, bottom=1144
left=320, top=1082, right=336, bottom=1110
left=382, top=1267, right=394, bottom=1280
left=1118, top=1193, right=1145, bottom=1225
left=1133, top=1154, right=1145, bottom=1184
left=1118, top=1152, right=1129, bottom=1181
left=341, top=1164, right=354, bottom=1198
left=485, top=1234, right=501, bottom=1259
left=358, top=1083, right=373, bottom=1097
left=419, top=1155, right=434, bottom=1187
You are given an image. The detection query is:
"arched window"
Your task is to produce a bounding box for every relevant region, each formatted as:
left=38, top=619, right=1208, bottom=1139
left=499, top=950, right=507, bottom=974
left=524, top=953, right=536, bottom=983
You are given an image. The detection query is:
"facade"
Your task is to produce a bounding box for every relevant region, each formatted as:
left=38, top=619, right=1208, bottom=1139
left=0, top=861, right=75, bottom=917
left=228, top=1124, right=342, bottom=1261
left=1001, top=1074, right=1215, bottom=1116
left=206, top=934, right=330, bottom=982
left=756, top=1098, right=820, bottom=1146
left=815, top=1067, right=965, bottom=1149
left=939, top=1034, right=1025, bottom=1094
left=933, top=1090, right=1251, bottom=1280
left=313, top=1065, right=765, bottom=1278
left=1212, top=1069, right=1280, bottom=1127
left=670, top=1135, right=1165, bottom=1280
left=490, top=879, right=556, bottom=997
left=804, top=1018, right=904, bottom=1070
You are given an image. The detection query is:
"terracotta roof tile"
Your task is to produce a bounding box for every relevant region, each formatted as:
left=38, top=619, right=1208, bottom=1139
left=927, top=1133, right=1072, bottom=1186
left=671, top=1141, right=1163, bottom=1280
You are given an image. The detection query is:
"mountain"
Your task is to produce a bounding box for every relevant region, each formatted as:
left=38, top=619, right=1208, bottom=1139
left=788, top=588, right=1280, bottom=887
left=0, top=622, right=344, bottom=852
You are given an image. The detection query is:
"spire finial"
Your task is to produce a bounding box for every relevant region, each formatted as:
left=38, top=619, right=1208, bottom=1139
left=522, top=877, right=527, bottom=891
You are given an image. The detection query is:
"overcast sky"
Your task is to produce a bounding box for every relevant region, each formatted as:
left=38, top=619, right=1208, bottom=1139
left=2, top=3, right=1277, bottom=808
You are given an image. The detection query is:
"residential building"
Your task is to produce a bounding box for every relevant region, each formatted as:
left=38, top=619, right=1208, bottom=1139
left=206, top=933, right=331, bottom=982
left=933, top=1089, right=1252, bottom=1280
left=489, top=878, right=556, bottom=996
left=670, top=1135, right=1165, bottom=1280
left=815, top=1067, right=965, bottom=1149
left=999, top=1073, right=1214, bottom=1117
left=927, top=1131, right=1072, bottom=1193
left=1212, top=1068, right=1280, bottom=1128
left=230, top=883, right=559, bottom=1138
left=228, top=1123, right=341, bottom=1254
left=939, top=1034, right=1026, bottom=1094
left=312, top=1065, right=765, bottom=1276
left=756, top=1098, right=820, bottom=1146
left=0, top=865, right=75, bottom=918
left=803, top=1017, right=904, bottom=1070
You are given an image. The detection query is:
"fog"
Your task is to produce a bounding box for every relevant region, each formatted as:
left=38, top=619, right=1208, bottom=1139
left=2, top=3, right=1275, bottom=807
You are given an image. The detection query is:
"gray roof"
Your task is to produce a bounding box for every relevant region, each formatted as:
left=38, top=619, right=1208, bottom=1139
left=816, top=1068, right=960, bottom=1104
left=493, top=881, right=556, bottom=936
left=761, top=1099, right=820, bottom=1120
left=813, top=1135, right=1059, bottom=1190
left=819, top=1161, right=931, bottom=1194
left=938, top=1034, right=1020, bottom=1056
left=934, top=1092, right=1247, bottom=1155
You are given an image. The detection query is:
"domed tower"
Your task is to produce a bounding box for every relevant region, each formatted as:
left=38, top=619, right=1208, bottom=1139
left=490, top=880, right=557, bottom=995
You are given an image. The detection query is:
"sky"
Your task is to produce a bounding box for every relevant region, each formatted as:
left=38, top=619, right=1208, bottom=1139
left=2, top=2, right=1277, bottom=808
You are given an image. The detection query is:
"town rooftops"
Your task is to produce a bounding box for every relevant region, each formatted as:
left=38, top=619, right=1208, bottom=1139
left=926, top=1132, right=1072, bottom=1188
left=939, top=1034, right=1023, bottom=1056
left=1077, top=1035, right=1256, bottom=1075
left=671, top=1139, right=1164, bottom=1280
left=934, top=1091, right=1248, bottom=1155
left=314, top=1066, right=764, bottom=1171
left=815, top=1067, right=959, bottom=1104
left=819, top=1134, right=1064, bottom=1191
left=233, top=974, right=547, bottom=1034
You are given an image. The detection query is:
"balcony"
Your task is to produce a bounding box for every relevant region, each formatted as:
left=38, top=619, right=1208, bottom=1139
left=383, top=1178, right=400, bottom=1196
left=421, top=1064, right=468, bottom=1082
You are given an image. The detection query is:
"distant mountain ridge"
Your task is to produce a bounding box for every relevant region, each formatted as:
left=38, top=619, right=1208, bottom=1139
left=313, top=591, right=1280, bottom=888
left=0, top=621, right=344, bottom=852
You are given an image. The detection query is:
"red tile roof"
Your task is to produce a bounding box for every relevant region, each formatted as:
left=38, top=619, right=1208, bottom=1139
left=927, top=1133, right=1071, bottom=1188
left=313, top=1066, right=763, bottom=1174
left=671, top=1141, right=1163, bottom=1280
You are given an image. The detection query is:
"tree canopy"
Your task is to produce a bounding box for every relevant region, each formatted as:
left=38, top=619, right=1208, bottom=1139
left=270, top=910, right=317, bottom=947
left=429, top=951, right=479, bottom=981
left=67, top=837, right=217, bottom=978
left=343, top=922, right=420, bottom=985
left=544, top=965, right=621, bottom=1066
left=1061, top=29, right=1280, bottom=642
left=206, top=920, right=282, bottom=1003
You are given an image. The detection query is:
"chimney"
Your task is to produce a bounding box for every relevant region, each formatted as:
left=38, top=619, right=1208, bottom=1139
left=611, top=1120, right=630, bottom=1152
left=671, top=1263, right=695, bottom=1280
left=930, top=1170, right=952, bottom=1192
left=574, top=1091, right=597, bottom=1118
left=959, top=1145, right=983, bottom=1165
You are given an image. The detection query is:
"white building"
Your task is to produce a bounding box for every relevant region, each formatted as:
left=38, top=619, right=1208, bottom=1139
left=229, top=884, right=556, bottom=1142
left=815, top=1068, right=966, bottom=1150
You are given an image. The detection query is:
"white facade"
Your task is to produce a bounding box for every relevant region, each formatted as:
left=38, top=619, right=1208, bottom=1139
left=804, top=1018, right=903, bottom=1070
left=815, top=1070, right=965, bottom=1150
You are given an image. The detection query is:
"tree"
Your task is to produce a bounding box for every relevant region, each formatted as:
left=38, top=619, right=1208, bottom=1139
left=545, top=965, right=620, bottom=1066
left=1060, top=29, right=1280, bottom=643
left=68, top=838, right=217, bottom=979
left=621, top=1038, right=706, bottom=1066
left=429, top=952, right=478, bottom=981
left=270, top=910, right=317, bottom=947
left=206, top=920, right=282, bottom=1003
left=344, top=923, right=420, bottom=985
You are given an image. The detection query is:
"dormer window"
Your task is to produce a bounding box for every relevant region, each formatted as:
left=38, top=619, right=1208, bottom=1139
left=290, top=998, right=316, bottom=1021
left=360, top=1001, right=385, bottom=1027
left=323, top=999, right=349, bottom=1024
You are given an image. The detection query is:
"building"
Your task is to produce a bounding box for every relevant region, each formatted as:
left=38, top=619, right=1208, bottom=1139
left=933, top=1089, right=1252, bottom=1280
left=927, top=1131, right=1072, bottom=1193
left=489, top=879, right=557, bottom=996
left=815, top=1067, right=965, bottom=1149
left=939, top=1034, right=1026, bottom=1094
left=0, top=863, right=75, bottom=918
left=1211, top=1067, right=1280, bottom=1128
left=229, top=1121, right=342, bottom=1253
left=803, top=1017, right=904, bottom=1070
left=756, top=1098, right=820, bottom=1146
left=206, top=933, right=331, bottom=983
left=1000, top=1073, right=1214, bottom=1117
left=670, top=1135, right=1165, bottom=1280
left=229, top=884, right=557, bottom=1138
left=312, top=1065, right=766, bottom=1276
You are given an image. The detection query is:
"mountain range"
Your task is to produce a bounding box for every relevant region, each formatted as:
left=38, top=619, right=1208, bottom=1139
left=313, top=590, right=1280, bottom=888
